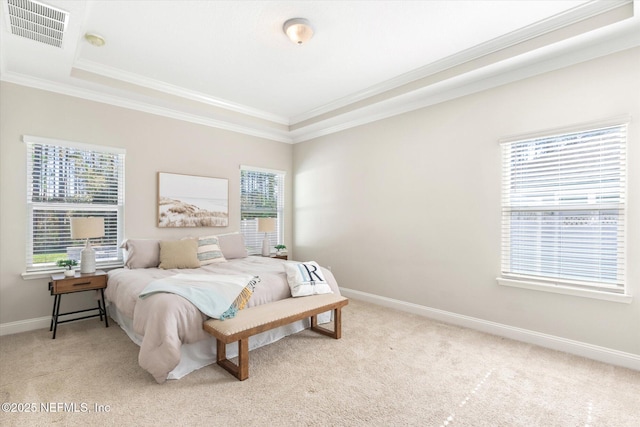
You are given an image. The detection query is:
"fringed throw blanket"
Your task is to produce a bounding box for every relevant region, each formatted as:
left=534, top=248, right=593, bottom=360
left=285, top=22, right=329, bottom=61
left=139, top=274, right=260, bottom=319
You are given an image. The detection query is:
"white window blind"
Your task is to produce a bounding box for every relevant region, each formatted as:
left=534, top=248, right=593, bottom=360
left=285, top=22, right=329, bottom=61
left=500, top=123, right=627, bottom=293
left=240, top=166, right=285, bottom=255
left=25, top=136, right=125, bottom=271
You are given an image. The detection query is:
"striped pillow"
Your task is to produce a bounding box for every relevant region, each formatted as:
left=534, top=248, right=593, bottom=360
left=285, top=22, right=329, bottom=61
left=197, top=235, right=227, bottom=266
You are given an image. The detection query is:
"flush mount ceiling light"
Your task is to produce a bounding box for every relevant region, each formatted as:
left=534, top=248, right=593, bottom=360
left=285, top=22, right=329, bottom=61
left=283, top=18, right=313, bottom=45
left=84, top=32, right=105, bottom=47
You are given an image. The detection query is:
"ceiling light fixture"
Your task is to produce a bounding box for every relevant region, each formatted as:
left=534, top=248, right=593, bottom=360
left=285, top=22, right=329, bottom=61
left=84, top=32, right=105, bottom=47
left=283, top=18, right=313, bottom=45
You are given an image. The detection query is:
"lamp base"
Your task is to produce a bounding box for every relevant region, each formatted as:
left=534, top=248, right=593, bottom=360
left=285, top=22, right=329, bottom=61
left=80, top=240, right=96, bottom=273
left=262, top=235, right=270, bottom=257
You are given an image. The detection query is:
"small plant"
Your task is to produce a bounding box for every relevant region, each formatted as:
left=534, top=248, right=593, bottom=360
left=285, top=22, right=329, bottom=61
left=275, top=244, right=287, bottom=251
left=56, top=259, right=78, bottom=270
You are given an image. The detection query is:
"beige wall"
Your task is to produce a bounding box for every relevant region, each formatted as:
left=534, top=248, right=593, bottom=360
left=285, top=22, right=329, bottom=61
left=1, top=48, right=639, bottom=358
left=293, top=48, right=640, bottom=355
left=0, top=82, right=293, bottom=325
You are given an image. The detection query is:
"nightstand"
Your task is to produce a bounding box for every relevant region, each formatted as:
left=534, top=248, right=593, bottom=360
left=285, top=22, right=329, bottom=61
left=49, top=270, right=109, bottom=339
left=271, top=254, right=288, bottom=260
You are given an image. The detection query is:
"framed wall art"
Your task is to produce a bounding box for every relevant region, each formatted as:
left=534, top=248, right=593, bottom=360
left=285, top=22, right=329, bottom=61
left=157, top=172, right=229, bottom=228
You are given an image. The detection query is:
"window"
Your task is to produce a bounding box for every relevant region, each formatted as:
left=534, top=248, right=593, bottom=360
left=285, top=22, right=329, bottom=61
left=240, top=166, right=285, bottom=255
left=25, top=136, right=125, bottom=272
left=499, top=122, right=627, bottom=295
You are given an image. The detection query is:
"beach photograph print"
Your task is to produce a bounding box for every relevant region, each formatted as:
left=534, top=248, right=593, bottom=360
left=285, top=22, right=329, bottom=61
left=158, top=172, right=229, bottom=227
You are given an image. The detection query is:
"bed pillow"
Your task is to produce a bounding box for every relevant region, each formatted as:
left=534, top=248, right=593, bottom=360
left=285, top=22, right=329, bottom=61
left=159, top=239, right=200, bottom=269
left=197, top=235, right=227, bottom=266
left=120, top=239, right=160, bottom=269
left=284, top=261, right=333, bottom=297
left=217, top=233, right=248, bottom=259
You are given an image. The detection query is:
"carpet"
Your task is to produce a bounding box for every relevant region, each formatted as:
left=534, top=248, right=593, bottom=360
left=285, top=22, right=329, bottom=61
left=1, top=299, right=638, bottom=426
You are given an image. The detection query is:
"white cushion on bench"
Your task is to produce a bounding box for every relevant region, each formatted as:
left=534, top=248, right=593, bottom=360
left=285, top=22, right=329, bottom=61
left=205, top=294, right=347, bottom=338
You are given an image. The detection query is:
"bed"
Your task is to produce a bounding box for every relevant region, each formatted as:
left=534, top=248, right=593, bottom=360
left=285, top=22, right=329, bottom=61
left=105, top=234, right=340, bottom=383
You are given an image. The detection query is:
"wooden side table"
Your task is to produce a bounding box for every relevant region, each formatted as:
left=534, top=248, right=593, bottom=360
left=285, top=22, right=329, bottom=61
left=271, top=254, right=288, bottom=260
left=49, top=270, right=109, bottom=339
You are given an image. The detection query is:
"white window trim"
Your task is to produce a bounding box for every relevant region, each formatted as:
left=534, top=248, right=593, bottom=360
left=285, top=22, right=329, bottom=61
left=497, top=116, right=632, bottom=303
left=240, top=165, right=285, bottom=175
left=21, top=262, right=124, bottom=280
left=498, top=115, right=631, bottom=145
left=497, top=276, right=632, bottom=304
left=23, top=135, right=125, bottom=277
left=240, top=165, right=286, bottom=255
left=24, top=135, right=125, bottom=155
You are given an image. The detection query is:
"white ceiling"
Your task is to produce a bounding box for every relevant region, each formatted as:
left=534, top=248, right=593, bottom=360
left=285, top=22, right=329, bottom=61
left=1, top=1, right=638, bottom=143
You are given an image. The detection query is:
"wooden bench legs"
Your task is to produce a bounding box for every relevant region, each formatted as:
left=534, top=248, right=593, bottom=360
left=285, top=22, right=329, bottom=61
left=310, top=306, right=341, bottom=339
left=217, top=337, right=249, bottom=381
left=215, top=306, right=343, bottom=381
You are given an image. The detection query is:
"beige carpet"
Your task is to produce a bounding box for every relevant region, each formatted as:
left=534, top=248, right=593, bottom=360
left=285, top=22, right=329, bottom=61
left=1, top=299, right=639, bottom=426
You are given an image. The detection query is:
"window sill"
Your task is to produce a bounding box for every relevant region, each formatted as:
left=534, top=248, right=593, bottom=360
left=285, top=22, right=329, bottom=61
left=22, top=262, right=125, bottom=280
left=497, top=277, right=632, bottom=304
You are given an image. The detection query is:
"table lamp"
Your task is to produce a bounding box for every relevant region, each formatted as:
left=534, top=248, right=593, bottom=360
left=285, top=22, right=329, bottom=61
left=71, top=217, right=105, bottom=273
left=257, top=218, right=276, bottom=256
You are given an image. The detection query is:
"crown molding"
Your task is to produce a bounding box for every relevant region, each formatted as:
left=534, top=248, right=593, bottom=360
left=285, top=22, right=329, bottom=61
left=72, top=58, right=290, bottom=126
left=1, top=0, right=636, bottom=145
left=290, top=0, right=634, bottom=126
left=3, top=23, right=637, bottom=147
left=0, top=72, right=294, bottom=143
left=289, top=25, right=640, bottom=143
left=65, top=1, right=634, bottom=131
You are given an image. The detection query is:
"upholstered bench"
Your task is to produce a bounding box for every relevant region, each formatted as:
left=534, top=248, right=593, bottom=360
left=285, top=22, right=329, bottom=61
left=203, top=293, right=348, bottom=380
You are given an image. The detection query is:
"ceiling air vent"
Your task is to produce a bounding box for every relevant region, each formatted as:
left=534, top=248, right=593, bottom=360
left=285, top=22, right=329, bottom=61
left=6, top=0, right=68, bottom=48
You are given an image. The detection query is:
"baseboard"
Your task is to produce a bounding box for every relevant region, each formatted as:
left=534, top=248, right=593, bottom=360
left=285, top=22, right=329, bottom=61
left=0, top=316, right=51, bottom=336
left=0, top=314, right=96, bottom=336
left=340, top=287, right=640, bottom=371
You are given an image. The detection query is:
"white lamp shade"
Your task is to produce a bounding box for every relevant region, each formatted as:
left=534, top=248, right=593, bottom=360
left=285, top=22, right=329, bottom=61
left=257, top=217, right=276, bottom=233
left=71, top=217, right=105, bottom=239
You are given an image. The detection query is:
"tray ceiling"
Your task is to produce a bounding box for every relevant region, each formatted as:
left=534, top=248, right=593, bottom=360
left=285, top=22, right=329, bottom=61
left=1, top=1, right=638, bottom=143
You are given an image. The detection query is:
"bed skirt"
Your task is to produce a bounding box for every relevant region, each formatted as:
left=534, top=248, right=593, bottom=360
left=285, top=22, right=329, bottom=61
left=107, top=301, right=329, bottom=380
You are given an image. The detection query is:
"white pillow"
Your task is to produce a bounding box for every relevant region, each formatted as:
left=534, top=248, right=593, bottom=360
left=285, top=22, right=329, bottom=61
left=284, top=261, right=333, bottom=297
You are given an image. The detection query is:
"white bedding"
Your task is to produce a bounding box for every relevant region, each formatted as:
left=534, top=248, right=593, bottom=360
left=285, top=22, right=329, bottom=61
left=105, top=256, right=340, bottom=382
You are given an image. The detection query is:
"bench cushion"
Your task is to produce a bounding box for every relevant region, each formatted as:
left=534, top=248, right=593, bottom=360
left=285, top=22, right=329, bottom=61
left=204, top=294, right=347, bottom=340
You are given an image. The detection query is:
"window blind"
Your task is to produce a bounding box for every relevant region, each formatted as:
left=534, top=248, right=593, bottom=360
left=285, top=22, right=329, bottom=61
left=25, top=136, right=125, bottom=271
left=240, top=166, right=285, bottom=255
left=500, top=123, right=627, bottom=293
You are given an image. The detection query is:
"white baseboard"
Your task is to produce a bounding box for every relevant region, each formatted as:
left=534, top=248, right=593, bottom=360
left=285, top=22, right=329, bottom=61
left=0, top=313, right=105, bottom=336
left=340, top=287, right=640, bottom=371
left=0, top=316, right=51, bottom=336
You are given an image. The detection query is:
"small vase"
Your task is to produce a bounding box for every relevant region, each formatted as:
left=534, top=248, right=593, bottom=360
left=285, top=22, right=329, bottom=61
left=64, top=269, right=75, bottom=277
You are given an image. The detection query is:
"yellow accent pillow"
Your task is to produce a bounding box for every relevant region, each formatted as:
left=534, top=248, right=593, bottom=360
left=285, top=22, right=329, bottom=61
left=159, top=239, right=200, bottom=269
